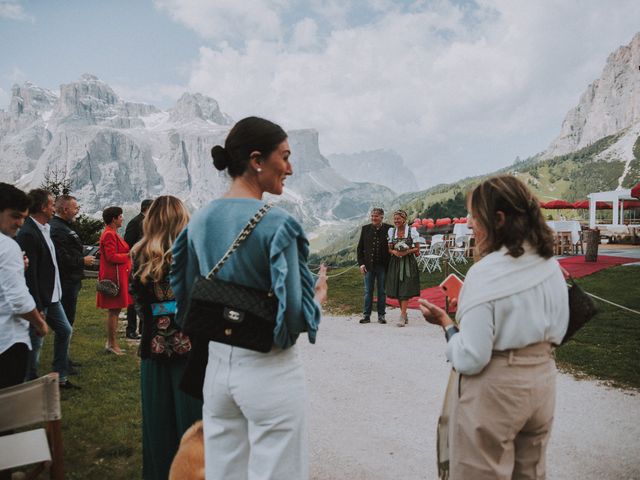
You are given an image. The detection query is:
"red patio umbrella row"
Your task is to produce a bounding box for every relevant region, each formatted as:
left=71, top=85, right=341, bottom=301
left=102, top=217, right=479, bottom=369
left=542, top=199, right=640, bottom=209
left=411, top=217, right=468, bottom=230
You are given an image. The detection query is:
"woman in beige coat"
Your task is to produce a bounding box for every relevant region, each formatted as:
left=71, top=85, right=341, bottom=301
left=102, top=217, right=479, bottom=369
left=420, top=175, right=569, bottom=480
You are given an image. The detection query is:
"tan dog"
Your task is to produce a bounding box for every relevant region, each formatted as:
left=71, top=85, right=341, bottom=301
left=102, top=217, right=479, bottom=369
left=169, top=420, right=205, bottom=480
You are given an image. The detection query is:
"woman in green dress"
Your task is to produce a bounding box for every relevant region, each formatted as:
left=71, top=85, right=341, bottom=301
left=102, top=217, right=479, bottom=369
left=130, top=196, right=202, bottom=480
left=385, top=210, right=421, bottom=327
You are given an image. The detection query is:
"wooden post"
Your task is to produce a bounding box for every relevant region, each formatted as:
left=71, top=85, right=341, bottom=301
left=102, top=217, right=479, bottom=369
left=584, top=228, right=599, bottom=262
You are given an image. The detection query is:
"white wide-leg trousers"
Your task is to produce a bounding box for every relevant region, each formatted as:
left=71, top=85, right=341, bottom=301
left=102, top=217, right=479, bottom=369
left=202, top=342, right=308, bottom=480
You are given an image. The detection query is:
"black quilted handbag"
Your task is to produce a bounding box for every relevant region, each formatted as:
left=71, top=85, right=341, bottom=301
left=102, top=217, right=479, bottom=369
left=181, top=204, right=278, bottom=353
left=561, top=277, right=598, bottom=344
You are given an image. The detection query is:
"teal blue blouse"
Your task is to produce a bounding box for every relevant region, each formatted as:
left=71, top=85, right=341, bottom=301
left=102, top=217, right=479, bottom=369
left=170, top=198, right=321, bottom=349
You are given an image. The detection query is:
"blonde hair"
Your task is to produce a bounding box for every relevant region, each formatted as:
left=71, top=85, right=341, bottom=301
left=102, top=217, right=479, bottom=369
left=131, top=196, right=189, bottom=284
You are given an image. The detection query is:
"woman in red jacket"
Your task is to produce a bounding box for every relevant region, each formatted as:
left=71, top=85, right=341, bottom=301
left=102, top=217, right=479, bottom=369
left=97, top=206, right=131, bottom=355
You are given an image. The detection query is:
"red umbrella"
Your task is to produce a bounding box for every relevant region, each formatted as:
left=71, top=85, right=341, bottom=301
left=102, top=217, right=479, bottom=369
left=543, top=200, right=574, bottom=209
left=622, top=200, right=640, bottom=208
left=631, top=183, right=640, bottom=199
left=572, top=200, right=589, bottom=209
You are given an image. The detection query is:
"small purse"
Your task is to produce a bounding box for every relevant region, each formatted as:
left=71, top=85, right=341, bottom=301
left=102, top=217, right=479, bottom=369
left=561, top=277, right=598, bottom=344
left=96, top=278, right=119, bottom=297
left=181, top=204, right=278, bottom=353
left=96, top=240, right=120, bottom=297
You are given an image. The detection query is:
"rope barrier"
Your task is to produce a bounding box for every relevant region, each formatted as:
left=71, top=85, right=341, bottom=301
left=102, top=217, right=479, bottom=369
left=446, top=261, right=467, bottom=279
left=444, top=260, right=640, bottom=316
left=581, top=291, right=640, bottom=316
left=309, top=263, right=359, bottom=278
left=309, top=257, right=639, bottom=315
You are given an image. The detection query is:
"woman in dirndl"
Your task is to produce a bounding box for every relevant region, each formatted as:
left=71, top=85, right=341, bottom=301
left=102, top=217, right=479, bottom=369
left=385, top=209, right=421, bottom=327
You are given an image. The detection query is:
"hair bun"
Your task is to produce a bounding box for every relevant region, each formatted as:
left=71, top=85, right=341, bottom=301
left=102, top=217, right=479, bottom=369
left=211, top=145, right=230, bottom=171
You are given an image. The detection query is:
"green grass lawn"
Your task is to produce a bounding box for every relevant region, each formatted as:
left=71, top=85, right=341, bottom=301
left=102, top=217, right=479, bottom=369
left=37, top=262, right=638, bottom=477
left=39, top=281, right=142, bottom=479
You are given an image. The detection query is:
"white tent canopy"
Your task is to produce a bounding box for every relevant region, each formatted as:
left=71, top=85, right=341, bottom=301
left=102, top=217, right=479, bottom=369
left=588, top=188, right=634, bottom=228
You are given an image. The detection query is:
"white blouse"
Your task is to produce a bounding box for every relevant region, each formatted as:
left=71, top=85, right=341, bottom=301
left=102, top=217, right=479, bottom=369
left=387, top=225, right=421, bottom=244
left=0, top=233, right=35, bottom=354
left=446, top=250, right=569, bottom=375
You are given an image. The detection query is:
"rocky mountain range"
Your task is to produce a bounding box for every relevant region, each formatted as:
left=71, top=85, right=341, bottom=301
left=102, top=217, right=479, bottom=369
left=316, top=32, right=640, bottom=261
left=0, top=74, right=395, bottom=231
left=543, top=32, right=640, bottom=188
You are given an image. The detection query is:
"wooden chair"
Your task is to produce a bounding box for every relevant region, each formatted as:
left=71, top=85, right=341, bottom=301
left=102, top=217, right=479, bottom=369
left=555, top=232, right=572, bottom=256
left=0, top=373, right=64, bottom=479
left=573, top=230, right=585, bottom=255
left=465, top=235, right=476, bottom=258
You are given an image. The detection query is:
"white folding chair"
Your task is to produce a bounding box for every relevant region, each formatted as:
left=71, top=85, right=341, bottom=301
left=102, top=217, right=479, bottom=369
left=0, top=373, right=64, bottom=479
left=423, top=241, right=445, bottom=273
left=450, top=234, right=468, bottom=264
left=417, top=242, right=430, bottom=270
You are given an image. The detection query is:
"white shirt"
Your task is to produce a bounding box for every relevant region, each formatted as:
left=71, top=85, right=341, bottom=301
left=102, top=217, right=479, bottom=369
left=387, top=225, right=422, bottom=244
left=447, top=248, right=569, bottom=375
left=32, top=217, right=62, bottom=303
left=0, top=233, right=36, bottom=354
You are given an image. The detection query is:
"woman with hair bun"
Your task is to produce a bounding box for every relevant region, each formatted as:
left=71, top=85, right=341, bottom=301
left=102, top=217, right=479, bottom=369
left=420, top=175, right=569, bottom=480
left=97, top=206, right=131, bottom=355
left=171, top=116, right=328, bottom=479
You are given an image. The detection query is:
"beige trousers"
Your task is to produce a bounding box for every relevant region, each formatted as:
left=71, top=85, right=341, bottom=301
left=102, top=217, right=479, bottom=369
left=450, top=342, right=556, bottom=480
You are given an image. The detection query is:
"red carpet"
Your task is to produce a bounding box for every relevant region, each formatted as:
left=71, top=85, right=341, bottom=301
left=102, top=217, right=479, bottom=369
left=386, top=255, right=639, bottom=311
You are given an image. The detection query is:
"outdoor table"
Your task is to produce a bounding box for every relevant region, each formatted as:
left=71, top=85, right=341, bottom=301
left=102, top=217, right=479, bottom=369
left=547, top=220, right=581, bottom=245
left=453, top=223, right=472, bottom=238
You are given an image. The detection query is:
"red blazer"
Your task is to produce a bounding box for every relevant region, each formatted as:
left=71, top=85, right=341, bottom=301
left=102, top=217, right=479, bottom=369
left=96, top=226, right=132, bottom=309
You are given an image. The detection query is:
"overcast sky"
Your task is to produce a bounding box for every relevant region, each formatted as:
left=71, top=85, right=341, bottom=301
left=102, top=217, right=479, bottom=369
left=1, top=0, right=639, bottom=188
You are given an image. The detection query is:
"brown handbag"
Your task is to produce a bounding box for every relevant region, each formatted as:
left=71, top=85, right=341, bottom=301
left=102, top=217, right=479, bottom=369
left=96, top=236, right=120, bottom=297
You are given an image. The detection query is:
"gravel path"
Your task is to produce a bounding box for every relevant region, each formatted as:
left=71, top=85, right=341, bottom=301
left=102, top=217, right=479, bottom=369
left=300, top=312, right=640, bottom=480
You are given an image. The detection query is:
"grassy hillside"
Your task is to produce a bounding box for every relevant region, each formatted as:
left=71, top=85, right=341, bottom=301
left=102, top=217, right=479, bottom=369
left=314, top=133, right=640, bottom=262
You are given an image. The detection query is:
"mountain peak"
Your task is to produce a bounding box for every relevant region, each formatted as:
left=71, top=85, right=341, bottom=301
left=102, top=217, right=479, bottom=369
left=54, top=74, right=120, bottom=123
left=9, top=81, right=57, bottom=115
left=544, top=31, right=640, bottom=158
left=169, top=92, right=233, bottom=125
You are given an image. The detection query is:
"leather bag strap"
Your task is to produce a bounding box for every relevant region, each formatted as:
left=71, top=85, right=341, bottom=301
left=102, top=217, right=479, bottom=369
left=206, top=204, right=272, bottom=279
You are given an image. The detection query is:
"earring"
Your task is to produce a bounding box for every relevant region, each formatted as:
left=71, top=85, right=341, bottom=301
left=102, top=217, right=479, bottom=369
left=256, top=168, right=262, bottom=173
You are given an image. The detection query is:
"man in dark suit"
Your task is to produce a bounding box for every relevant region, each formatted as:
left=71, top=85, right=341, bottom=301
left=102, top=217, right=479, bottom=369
left=50, top=195, right=95, bottom=372
left=16, top=189, right=78, bottom=388
left=356, top=208, right=392, bottom=324
left=123, top=198, right=152, bottom=339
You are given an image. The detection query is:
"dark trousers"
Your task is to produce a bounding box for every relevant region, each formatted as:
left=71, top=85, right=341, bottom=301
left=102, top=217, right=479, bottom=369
left=363, top=264, right=387, bottom=317
left=126, top=304, right=139, bottom=335
left=0, top=342, right=29, bottom=389
left=60, top=280, right=82, bottom=326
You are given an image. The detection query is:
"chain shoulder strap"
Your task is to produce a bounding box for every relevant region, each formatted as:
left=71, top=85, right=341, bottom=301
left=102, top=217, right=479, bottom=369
left=206, top=204, right=272, bottom=279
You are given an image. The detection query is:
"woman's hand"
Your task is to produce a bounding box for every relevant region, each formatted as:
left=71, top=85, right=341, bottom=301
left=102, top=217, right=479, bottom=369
left=419, top=299, right=454, bottom=328
left=314, top=264, right=328, bottom=305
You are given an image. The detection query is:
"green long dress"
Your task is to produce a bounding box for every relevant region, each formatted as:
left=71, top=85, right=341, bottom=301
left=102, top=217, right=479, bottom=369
left=385, top=228, right=421, bottom=300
